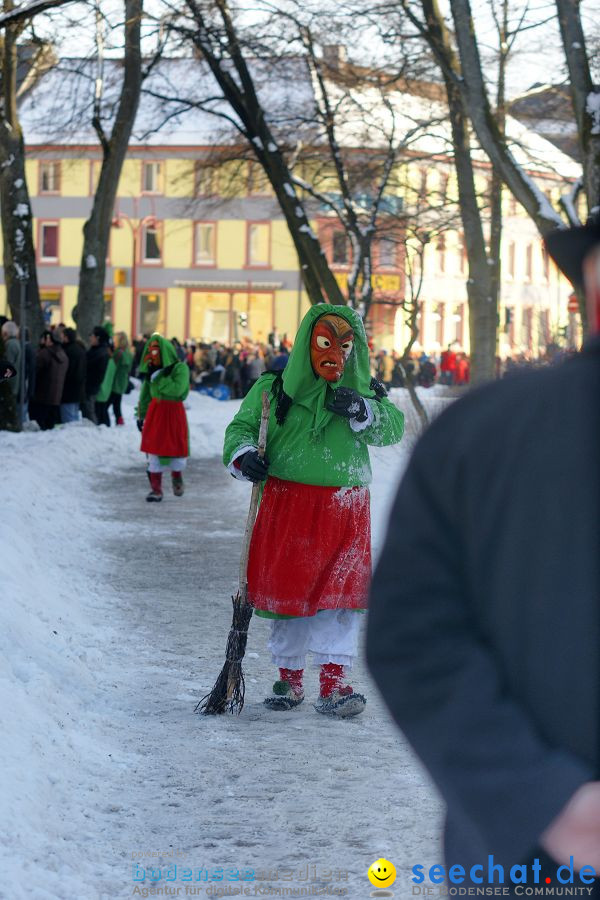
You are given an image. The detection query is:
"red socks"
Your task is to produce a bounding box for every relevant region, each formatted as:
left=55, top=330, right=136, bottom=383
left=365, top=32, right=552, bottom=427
left=278, top=665, right=351, bottom=698
left=279, top=668, right=304, bottom=694
left=319, top=663, right=345, bottom=698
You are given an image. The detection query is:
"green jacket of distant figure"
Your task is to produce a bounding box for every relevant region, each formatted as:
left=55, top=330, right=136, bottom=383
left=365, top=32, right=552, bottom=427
left=112, top=348, right=133, bottom=395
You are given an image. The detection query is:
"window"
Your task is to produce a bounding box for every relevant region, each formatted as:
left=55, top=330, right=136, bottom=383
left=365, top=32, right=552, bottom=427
left=247, top=222, right=270, bottom=267
left=378, top=237, right=396, bottom=269
left=433, top=303, right=444, bottom=345
left=525, top=243, right=533, bottom=281
left=332, top=231, right=348, bottom=266
left=40, top=161, right=60, bottom=194
left=451, top=304, right=464, bottom=344
left=194, top=163, right=216, bottom=197
left=542, top=244, right=549, bottom=281
left=40, top=289, right=61, bottom=325
left=103, top=292, right=114, bottom=324
left=142, top=161, right=163, bottom=194
left=436, top=234, right=446, bottom=273
left=522, top=307, right=533, bottom=349
left=39, top=222, right=59, bottom=262
left=507, top=241, right=516, bottom=279
left=195, top=222, right=216, bottom=266
left=142, top=223, right=161, bottom=263
left=139, top=292, right=166, bottom=335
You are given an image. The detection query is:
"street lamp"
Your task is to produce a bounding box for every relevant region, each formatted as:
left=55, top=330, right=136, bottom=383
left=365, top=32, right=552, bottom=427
left=111, top=208, right=157, bottom=339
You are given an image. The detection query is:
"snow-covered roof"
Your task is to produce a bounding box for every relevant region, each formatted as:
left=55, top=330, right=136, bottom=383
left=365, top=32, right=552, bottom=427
left=19, top=56, right=580, bottom=179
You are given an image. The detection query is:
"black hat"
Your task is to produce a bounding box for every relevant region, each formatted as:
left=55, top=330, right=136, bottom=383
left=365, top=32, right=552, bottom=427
left=544, top=219, right=600, bottom=289
left=92, top=325, right=110, bottom=344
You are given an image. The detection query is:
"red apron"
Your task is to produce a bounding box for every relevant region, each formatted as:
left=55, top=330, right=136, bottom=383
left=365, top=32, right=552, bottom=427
left=141, top=398, right=189, bottom=458
left=247, top=476, right=371, bottom=617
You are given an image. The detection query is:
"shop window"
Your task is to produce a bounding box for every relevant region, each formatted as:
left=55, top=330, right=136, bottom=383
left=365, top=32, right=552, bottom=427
left=139, top=293, right=166, bottom=335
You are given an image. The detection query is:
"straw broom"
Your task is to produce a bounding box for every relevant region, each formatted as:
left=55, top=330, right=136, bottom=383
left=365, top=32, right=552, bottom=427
left=197, top=390, right=270, bottom=715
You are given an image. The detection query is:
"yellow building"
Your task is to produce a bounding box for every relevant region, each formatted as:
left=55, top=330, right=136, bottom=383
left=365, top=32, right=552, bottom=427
left=2, top=58, right=580, bottom=358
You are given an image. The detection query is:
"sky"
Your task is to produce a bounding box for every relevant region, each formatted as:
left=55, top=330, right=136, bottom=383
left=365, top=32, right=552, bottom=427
left=30, top=0, right=596, bottom=101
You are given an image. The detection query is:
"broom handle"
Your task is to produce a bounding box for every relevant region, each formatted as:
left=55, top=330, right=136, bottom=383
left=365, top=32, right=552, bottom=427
left=238, top=390, right=270, bottom=594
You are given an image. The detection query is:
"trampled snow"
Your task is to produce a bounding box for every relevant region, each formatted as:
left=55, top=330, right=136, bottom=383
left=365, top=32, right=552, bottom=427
left=0, top=386, right=451, bottom=899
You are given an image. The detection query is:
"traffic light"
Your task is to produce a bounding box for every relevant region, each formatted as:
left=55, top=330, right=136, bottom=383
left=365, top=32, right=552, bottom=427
left=504, top=308, right=512, bottom=332
left=238, top=312, right=248, bottom=328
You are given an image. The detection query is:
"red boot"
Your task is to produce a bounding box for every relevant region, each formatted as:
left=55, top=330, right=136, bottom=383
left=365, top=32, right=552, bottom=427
left=315, top=663, right=366, bottom=718
left=264, top=668, right=304, bottom=710
left=146, top=471, right=163, bottom=502
left=116, top=416, right=125, bottom=426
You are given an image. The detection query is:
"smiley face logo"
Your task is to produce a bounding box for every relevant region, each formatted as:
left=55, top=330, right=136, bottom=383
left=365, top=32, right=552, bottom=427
left=368, top=858, right=396, bottom=889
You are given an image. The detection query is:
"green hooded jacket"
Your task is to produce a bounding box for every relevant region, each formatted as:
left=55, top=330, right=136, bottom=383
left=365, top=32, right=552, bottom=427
left=223, top=304, right=404, bottom=487
left=112, top=347, right=133, bottom=395
left=96, top=356, right=116, bottom=403
left=137, top=334, right=190, bottom=421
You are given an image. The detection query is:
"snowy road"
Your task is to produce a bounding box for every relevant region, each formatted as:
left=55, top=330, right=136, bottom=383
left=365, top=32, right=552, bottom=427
left=1, top=389, right=446, bottom=900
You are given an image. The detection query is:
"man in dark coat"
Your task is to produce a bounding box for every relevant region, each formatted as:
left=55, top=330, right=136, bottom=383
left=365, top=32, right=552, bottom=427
left=82, top=326, right=110, bottom=423
left=60, top=327, right=87, bottom=423
left=30, top=330, right=68, bottom=430
left=367, top=219, right=600, bottom=893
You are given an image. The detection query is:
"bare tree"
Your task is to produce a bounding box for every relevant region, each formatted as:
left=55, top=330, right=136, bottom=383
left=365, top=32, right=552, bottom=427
left=0, top=8, right=53, bottom=340
left=73, top=0, right=143, bottom=341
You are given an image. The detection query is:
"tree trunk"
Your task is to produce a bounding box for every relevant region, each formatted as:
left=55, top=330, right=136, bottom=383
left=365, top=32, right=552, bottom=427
left=185, top=0, right=346, bottom=308
left=449, top=0, right=564, bottom=237
left=0, top=21, right=44, bottom=341
left=74, top=0, right=143, bottom=341
left=420, top=0, right=496, bottom=384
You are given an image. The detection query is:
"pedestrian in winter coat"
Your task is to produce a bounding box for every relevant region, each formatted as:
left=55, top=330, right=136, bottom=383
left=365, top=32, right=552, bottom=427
left=60, top=328, right=87, bottom=423
left=0, top=358, right=16, bottom=383
left=137, top=333, right=190, bottom=501
left=224, top=304, right=404, bottom=717
left=1, top=321, right=20, bottom=400
left=82, top=326, right=110, bottom=423
left=109, top=332, right=133, bottom=425
left=367, top=217, right=600, bottom=890
left=95, top=350, right=116, bottom=426
left=30, top=330, right=68, bottom=430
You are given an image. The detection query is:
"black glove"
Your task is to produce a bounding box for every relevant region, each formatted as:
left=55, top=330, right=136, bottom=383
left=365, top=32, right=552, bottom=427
left=326, top=387, right=369, bottom=423
left=137, top=418, right=144, bottom=433
left=370, top=376, right=388, bottom=399
left=239, top=449, right=269, bottom=483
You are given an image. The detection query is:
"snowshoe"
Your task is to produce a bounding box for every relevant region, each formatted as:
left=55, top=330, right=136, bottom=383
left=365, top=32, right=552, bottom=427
left=172, top=472, right=184, bottom=497
left=263, top=680, right=304, bottom=711
left=314, top=686, right=366, bottom=718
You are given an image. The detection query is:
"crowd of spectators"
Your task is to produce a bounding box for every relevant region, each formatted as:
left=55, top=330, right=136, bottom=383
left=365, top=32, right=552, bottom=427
left=0, top=316, right=135, bottom=430
left=0, top=315, right=578, bottom=431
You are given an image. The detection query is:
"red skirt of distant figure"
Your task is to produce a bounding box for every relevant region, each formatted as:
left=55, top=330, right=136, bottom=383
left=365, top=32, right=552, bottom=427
left=141, top=398, right=189, bottom=458
left=247, top=476, right=371, bottom=617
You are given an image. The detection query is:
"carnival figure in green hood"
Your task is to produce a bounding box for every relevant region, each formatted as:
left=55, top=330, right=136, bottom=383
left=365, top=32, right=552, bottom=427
left=137, top=333, right=190, bottom=502
left=223, top=305, right=404, bottom=717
